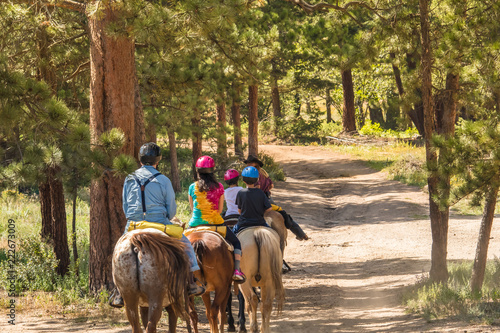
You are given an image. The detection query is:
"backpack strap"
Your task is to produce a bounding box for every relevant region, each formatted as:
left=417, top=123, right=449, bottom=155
left=131, top=172, right=162, bottom=217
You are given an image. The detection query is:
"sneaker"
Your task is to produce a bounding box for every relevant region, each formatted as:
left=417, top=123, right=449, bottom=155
left=282, top=260, right=291, bottom=274
left=233, top=269, right=246, bottom=283
left=109, top=288, right=124, bottom=308
left=189, top=282, right=206, bottom=296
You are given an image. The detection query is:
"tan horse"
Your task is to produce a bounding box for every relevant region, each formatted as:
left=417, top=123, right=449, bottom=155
left=186, top=231, right=234, bottom=333
left=237, top=227, right=285, bottom=333
left=112, top=229, right=191, bottom=333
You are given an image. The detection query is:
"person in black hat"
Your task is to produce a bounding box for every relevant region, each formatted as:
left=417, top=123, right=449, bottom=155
left=244, top=154, right=309, bottom=241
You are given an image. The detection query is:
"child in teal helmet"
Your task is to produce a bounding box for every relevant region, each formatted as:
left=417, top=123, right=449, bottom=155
left=233, top=166, right=273, bottom=234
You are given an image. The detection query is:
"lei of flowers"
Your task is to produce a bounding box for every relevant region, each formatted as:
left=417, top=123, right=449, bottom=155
left=194, top=184, right=224, bottom=225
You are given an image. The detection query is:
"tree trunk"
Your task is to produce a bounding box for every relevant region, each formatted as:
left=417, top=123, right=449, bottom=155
left=271, top=73, right=282, bottom=119
left=192, top=113, right=202, bottom=180
left=404, top=52, right=426, bottom=136
left=470, top=184, right=500, bottom=293
left=231, top=88, right=243, bottom=157
left=88, top=4, right=143, bottom=293
left=248, top=85, right=259, bottom=156
left=72, top=189, right=79, bottom=276
left=39, top=181, right=52, bottom=240
left=326, top=88, right=333, bottom=123
left=216, top=96, right=227, bottom=158
left=420, top=0, right=449, bottom=283
left=167, top=128, right=181, bottom=193
left=341, top=69, right=357, bottom=133
left=47, top=167, right=70, bottom=276
left=294, top=92, right=301, bottom=117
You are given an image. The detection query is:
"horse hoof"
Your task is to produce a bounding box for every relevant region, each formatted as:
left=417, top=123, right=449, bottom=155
left=228, top=324, right=236, bottom=332
left=238, top=328, right=247, bottom=333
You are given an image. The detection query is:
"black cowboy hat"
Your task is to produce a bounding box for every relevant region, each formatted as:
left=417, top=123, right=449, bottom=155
left=243, top=154, right=263, bottom=167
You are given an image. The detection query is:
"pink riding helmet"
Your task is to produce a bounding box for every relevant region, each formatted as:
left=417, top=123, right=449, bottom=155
left=224, top=169, right=240, bottom=181
left=195, top=155, right=215, bottom=169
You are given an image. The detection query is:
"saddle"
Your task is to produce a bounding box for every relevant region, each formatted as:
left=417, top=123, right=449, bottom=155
left=184, top=227, right=234, bottom=252
left=127, top=221, right=184, bottom=239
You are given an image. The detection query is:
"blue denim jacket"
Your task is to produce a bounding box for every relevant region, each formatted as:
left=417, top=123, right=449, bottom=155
left=122, top=165, right=176, bottom=225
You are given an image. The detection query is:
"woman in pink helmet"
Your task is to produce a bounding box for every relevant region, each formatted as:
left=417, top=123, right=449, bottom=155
left=188, top=156, right=245, bottom=282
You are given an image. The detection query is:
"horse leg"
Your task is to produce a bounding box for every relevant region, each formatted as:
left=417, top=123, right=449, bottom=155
left=259, top=286, right=274, bottom=333
left=202, top=292, right=218, bottom=333
left=237, top=291, right=247, bottom=333
left=123, top=295, right=142, bottom=333
left=166, top=305, right=178, bottom=333
left=140, top=307, right=149, bottom=330
left=240, top=283, right=258, bottom=333
left=188, top=296, right=199, bottom=333
left=218, top=287, right=232, bottom=333
left=226, top=292, right=235, bottom=332
left=144, top=296, right=163, bottom=333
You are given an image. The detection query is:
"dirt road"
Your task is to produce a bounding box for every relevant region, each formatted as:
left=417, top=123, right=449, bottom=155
left=6, top=144, right=500, bottom=332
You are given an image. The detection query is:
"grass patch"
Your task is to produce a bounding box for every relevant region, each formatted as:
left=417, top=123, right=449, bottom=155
left=327, top=140, right=428, bottom=188
left=403, top=261, right=500, bottom=324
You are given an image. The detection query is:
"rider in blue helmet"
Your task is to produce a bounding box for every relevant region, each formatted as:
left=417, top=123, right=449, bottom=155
left=232, top=166, right=273, bottom=234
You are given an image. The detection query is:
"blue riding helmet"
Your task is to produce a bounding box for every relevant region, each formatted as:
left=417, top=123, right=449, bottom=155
left=241, top=166, right=259, bottom=179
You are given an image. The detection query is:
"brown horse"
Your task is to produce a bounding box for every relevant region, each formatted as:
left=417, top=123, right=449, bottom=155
left=112, top=229, right=191, bottom=333
left=237, top=227, right=285, bottom=333
left=187, top=231, right=234, bottom=333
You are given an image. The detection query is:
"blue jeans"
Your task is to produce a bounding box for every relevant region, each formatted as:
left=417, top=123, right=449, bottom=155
left=124, top=220, right=200, bottom=272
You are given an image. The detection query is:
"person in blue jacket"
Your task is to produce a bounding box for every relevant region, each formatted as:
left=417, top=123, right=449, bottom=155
left=110, top=142, right=205, bottom=308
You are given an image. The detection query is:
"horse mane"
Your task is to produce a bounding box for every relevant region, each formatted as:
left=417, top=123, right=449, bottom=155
left=253, top=228, right=285, bottom=314
left=129, top=232, right=190, bottom=317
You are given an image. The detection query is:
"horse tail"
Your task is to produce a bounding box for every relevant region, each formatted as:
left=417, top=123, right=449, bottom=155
left=254, top=228, right=285, bottom=314
left=129, top=232, right=190, bottom=318
left=191, top=239, right=206, bottom=275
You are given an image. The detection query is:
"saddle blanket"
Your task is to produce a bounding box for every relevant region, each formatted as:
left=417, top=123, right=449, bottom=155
left=127, top=221, right=184, bottom=239
left=184, top=226, right=233, bottom=252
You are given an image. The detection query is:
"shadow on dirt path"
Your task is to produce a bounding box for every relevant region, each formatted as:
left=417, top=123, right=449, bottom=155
left=260, top=144, right=497, bottom=332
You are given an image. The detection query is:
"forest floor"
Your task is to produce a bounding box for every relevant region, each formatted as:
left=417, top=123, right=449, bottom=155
left=4, top=144, right=500, bottom=332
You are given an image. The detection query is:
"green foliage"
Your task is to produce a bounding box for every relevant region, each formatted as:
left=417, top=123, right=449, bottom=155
left=404, top=261, right=500, bottom=324
left=360, top=120, right=419, bottom=138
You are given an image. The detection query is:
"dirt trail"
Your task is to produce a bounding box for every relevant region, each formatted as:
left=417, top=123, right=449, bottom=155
left=5, top=144, right=500, bottom=332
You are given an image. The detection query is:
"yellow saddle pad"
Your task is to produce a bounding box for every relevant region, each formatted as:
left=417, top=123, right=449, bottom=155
left=128, top=221, right=184, bottom=239
left=184, top=225, right=227, bottom=238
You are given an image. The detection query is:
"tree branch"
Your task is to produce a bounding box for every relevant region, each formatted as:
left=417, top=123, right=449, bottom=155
left=22, top=0, right=86, bottom=13
left=64, top=61, right=90, bottom=82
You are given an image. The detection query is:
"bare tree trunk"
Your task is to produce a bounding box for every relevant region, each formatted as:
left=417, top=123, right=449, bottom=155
left=72, top=189, right=79, bottom=276
left=39, top=181, right=52, bottom=240
left=271, top=72, right=282, bottom=121
left=248, top=85, right=259, bottom=156
left=167, top=128, right=181, bottom=192
left=192, top=113, right=202, bottom=180
left=341, top=69, right=357, bottom=133
left=294, top=92, right=301, bottom=117
left=216, top=96, right=227, bottom=158
left=470, top=184, right=500, bottom=293
left=326, top=88, right=333, bottom=123
left=48, top=167, right=70, bottom=276
left=231, top=86, right=243, bottom=156
left=420, top=0, right=449, bottom=283
left=88, top=4, right=142, bottom=293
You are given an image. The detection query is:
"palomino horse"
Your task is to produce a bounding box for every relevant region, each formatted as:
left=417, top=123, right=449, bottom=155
left=226, top=211, right=287, bottom=333
left=187, top=230, right=234, bottom=333
left=112, top=229, right=191, bottom=333
left=237, top=227, right=285, bottom=333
